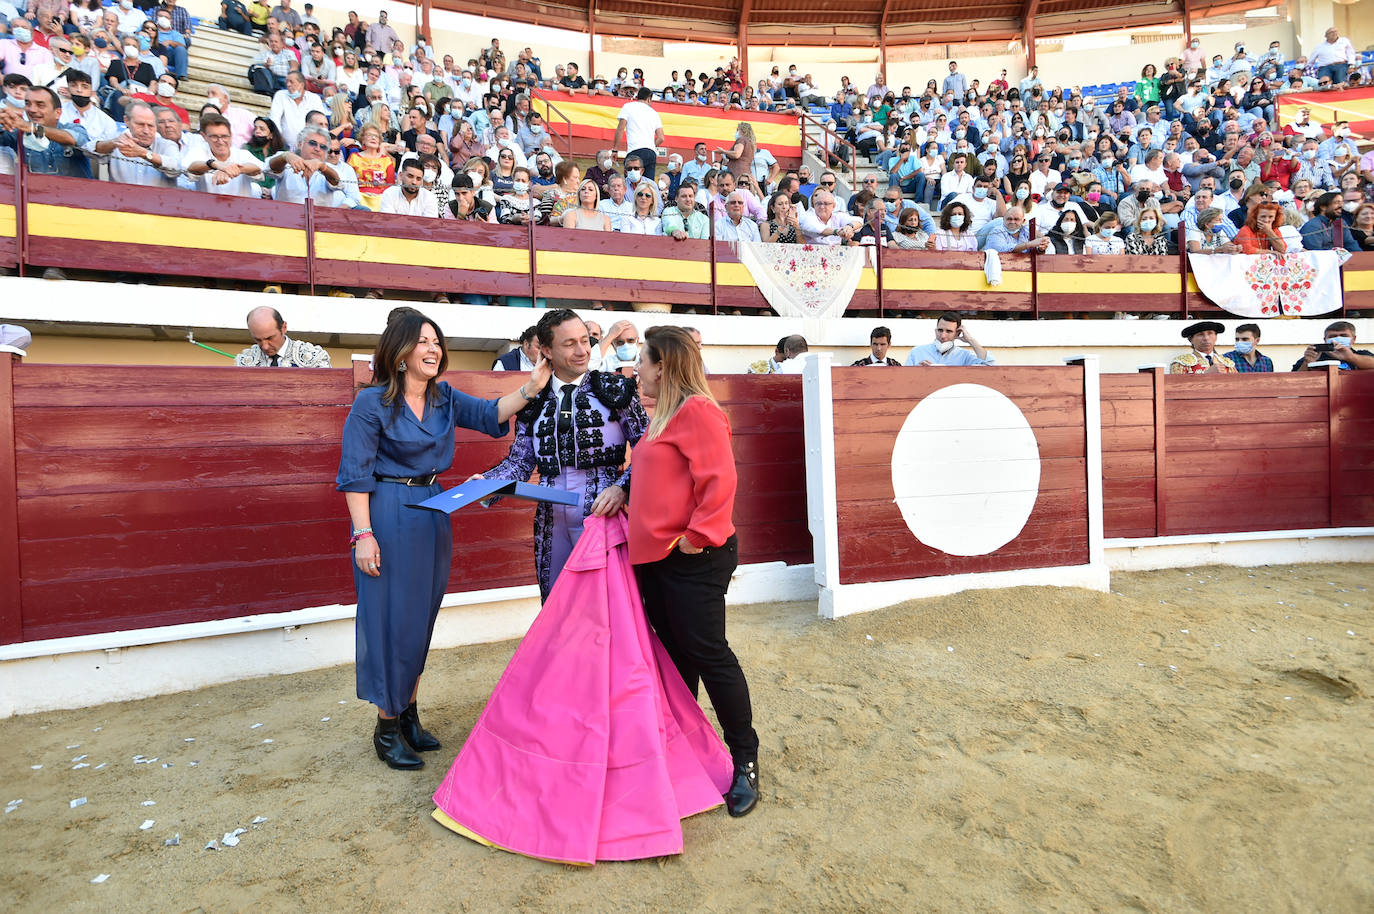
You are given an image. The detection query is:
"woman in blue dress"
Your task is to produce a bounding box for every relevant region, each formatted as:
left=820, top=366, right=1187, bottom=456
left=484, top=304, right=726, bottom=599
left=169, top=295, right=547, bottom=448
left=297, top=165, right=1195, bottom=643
left=337, top=311, right=550, bottom=770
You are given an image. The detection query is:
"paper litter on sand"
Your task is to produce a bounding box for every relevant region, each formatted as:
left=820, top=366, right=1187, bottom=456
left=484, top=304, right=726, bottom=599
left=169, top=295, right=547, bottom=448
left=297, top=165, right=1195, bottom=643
left=91, top=874, right=110, bottom=884
left=69, top=797, right=87, bottom=809
left=139, top=820, right=155, bottom=831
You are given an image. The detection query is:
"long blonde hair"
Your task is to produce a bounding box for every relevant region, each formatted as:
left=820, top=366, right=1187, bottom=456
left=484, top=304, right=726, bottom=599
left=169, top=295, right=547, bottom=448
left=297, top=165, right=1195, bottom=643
left=735, top=122, right=756, bottom=146
left=643, top=326, right=716, bottom=440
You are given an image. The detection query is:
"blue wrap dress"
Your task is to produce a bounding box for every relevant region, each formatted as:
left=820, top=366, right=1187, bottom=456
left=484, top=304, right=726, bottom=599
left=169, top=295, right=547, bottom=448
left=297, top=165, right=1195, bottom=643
left=336, top=382, right=508, bottom=715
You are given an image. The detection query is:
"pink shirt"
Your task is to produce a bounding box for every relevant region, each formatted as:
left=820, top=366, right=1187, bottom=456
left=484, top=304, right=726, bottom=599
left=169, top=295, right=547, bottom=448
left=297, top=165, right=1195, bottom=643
left=0, top=41, right=54, bottom=81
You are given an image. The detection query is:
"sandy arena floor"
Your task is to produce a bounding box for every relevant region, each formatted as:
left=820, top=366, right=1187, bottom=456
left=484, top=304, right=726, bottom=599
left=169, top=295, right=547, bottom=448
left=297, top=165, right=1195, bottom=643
left=0, top=563, right=1370, bottom=913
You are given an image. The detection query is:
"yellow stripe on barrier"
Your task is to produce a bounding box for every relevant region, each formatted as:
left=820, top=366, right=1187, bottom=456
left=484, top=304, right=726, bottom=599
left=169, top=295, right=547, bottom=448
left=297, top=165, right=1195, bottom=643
left=315, top=232, right=529, bottom=272
left=26, top=204, right=307, bottom=257
left=531, top=98, right=799, bottom=148
left=882, top=268, right=1032, bottom=293
left=1037, top=271, right=1181, bottom=295
left=0, top=203, right=15, bottom=239
left=537, top=249, right=712, bottom=284
left=1346, top=269, right=1374, bottom=293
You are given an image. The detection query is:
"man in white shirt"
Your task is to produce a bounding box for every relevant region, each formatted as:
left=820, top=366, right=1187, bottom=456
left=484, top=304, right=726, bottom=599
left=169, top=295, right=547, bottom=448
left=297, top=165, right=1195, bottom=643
left=184, top=113, right=263, bottom=197
left=113, top=0, right=147, bottom=36
left=94, top=101, right=180, bottom=186
left=776, top=335, right=811, bottom=374
left=938, top=152, right=974, bottom=204
left=1130, top=149, right=1168, bottom=187
left=380, top=160, right=438, bottom=217
left=714, top=192, right=762, bottom=242
left=1309, top=27, right=1356, bottom=87
left=267, top=125, right=342, bottom=206
left=60, top=71, right=118, bottom=150
left=1027, top=154, right=1061, bottom=198
left=951, top=175, right=1004, bottom=233
left=798, top=190, right=859, bottom=245
left=596, top=173, right=634, bottom=230
left=1030, top=183, right=1085, bottom=230
left=612, top=87, right=665, bottom=178
left=269, top=71, right=326, bottom=150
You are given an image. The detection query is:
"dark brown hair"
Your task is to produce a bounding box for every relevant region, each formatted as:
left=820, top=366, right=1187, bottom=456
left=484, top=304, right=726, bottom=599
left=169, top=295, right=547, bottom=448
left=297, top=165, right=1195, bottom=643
left=372, top=311, right=447, bottom=408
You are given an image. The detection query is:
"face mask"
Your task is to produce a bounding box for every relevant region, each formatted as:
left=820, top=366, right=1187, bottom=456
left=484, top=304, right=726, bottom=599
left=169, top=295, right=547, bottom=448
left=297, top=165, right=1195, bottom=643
left=158, top=83, right=176, bottom=98
left=1330, top=336, right=1353, bottom=348
left=120, top=0, right=132, bottom=7
left=1302, top=148, right=1317, bottom=160
left=972, top=187, right=987, bottom=200
left=1015, top=186, right=1029, bottom=200
left=5, top=94, right=24, bottom=109
left=287, top=89, right=302, bottom=100
left=884, top=200, right=897, bottom=213
left=70, top=92, right=92, bottom=107
left=462, top=78, right=472, bottom=88
left=422, top=168, right=437, bottom=183
left=94, top=37, right=108, bottom=48
left=1086, top=191, right=1101, bottom=203
left=1035, top=129, right=1045, bottom=138
left=936, top=339, right=956, bottom=354
left=1209, top=223, right=1224, bottom=234
left=615, top=342, right=638, bottom=362
left=512, top=180, right=529, bottom=194
left=12, top=27, right=32, bottom=43
left=1191, top=41, right=1199, bottom=49
left=1061, top=220, right=1077, bottom=232
left=598, top=157, right=611, bottom=169
left=467, top=170, right=483, bottom=185
left=954, top=129, right=965, bottom=139
left=1233, top=340, right=1253, bottom=355
left=139, top=35, right=152, bottom=51
left=949, top=214, right=965, bottom=228
left=124, top=45, right=139, bottom=58
left=157, top=17, right=171, bottom=28
left=1068, top=158, right=1081, bottom=168
left=1229, top=178, right=1244, bottom=190
left=1102, top=226, right=1118, bottom=237
left=626, top=169, right=641, bottom=183
left=1140, top=218, right=1157, bottom=232
left=1344, top=201, right=1360, bottom=213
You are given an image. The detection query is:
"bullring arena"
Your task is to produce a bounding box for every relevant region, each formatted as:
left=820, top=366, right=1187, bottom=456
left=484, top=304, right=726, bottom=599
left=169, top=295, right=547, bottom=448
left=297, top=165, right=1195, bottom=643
left=1, top=0, right=1372, bottom=908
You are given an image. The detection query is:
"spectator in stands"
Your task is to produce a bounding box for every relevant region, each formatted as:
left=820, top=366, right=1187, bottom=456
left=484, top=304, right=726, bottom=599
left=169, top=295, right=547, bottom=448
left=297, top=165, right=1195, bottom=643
left=93, top=100, right=177, bottom=185
left=939, top=150, right=974, bottom=203
left=60, top=70, right=117, bottom=146
left=1234, top=201, right=1288, bottom=253
left=269, top=70, right=325, bottom=148
left=614, top=86, right=664, bottom=179
left=1169, top=321, right=1235, bottom=374
left=983, top=206, right=1045, bottom=254
left=1044, top=210, right=1087, bottom=254
left=347, top=123, right=393, bottom=210
left=185, top=113, right=263, bottom=196
left=205, top=84, right=255, bottom=147
left=1124, top=206, right=1170, bottom=254
left=596, top=172, right=635, bottom=229
left=365, top=8, right=397, bottom=57
left=1186, top=208, right=1238, bottom=253
left=715, top=191, right=761, bottom=242
left=220, top=0, right=253, bottom=35
left=236, top=305, right=331, bottom=367
left=1083, top=213, right=1125, bottom=254
left=379, top=158, right=437, bottom=217
left=447, top=173, right=494, bottom=222
left=491, top=325, right=539, bottom=371
left=952, top=174, right=1003, bottom=233
left=775, top=334, right=810, bottom=374
left=717, top=121, right=755, bottom=185
left=620, top=179, right=662, bottom=235
left=1301, top=192, right=1358, bottom=250
left=0, top=85, right=90, bottom=177
left=1293, top=321, right=1374, bottom=372
left=101, top=37, right=156, bottom=118
left=269, top=124, right=341, bottom=205
left=1222, top=323, right=1272, bottom=373
left=928, top=201, right=977, bottom=251
left=1309, top=27, right=1356, bottom=88
left=716, top=170, right=764, bottom=221
left=562, top=178, right=613, bottom=230
left=325, top=137, right=365, bottom=208
left=251, top=31, right=298, bottom=96
left=904, top=312, right=991, bottom=366
left=661, top=182, right=709, bottom=240
left=799, top=189, right=858, bottom=245
left=243, top=115, right=286, bottom=186
left=761, top=191, right=800, bottom=243
left=1350, top=203, right=1374, bottom=252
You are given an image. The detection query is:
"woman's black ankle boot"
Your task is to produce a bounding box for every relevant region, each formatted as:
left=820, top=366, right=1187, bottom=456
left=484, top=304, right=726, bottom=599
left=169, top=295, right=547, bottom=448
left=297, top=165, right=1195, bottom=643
left=374, top=715, right=424, bottom=770
left=399, top=701, right=442, bottom=752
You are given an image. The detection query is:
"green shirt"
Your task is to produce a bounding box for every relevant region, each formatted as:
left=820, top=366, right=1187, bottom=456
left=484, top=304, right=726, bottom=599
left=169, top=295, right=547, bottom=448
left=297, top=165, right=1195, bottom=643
left=660, top=206, right=710, bottom=239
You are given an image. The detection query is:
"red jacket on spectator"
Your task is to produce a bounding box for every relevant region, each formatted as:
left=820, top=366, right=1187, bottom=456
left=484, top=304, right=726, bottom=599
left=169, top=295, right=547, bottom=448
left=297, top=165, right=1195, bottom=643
left=130, top=93, right=190, bottom=126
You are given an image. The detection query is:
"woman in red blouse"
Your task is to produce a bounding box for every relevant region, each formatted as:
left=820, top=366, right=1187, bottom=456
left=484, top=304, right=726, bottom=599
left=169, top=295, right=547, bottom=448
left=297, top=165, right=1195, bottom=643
left=1234, top=202, right=1288, bottom=254
left=629, top=326, right=759, bottom=818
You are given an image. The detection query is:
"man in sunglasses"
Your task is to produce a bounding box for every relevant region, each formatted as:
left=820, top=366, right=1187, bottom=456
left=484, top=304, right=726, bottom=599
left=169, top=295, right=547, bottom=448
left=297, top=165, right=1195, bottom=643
left=266, top=125, right=342, bottom=206
left=809, top=171, right=837, bottom=205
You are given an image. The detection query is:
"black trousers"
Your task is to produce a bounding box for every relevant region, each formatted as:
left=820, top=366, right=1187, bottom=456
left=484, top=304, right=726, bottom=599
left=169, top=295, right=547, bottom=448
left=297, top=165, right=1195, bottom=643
left=636, top=535, right=758, bottom=766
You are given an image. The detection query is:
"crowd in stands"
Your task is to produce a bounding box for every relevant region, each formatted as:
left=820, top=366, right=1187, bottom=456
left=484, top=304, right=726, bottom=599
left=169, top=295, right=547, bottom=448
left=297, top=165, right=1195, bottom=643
left=1, top=3, right=1372, bottom=283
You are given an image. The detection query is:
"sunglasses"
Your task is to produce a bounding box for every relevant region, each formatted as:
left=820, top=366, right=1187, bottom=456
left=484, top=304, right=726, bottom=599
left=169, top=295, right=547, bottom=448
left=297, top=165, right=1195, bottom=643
left=819, top=180, right=835, bottom=187
left=635, top=191, right=654, bottom=198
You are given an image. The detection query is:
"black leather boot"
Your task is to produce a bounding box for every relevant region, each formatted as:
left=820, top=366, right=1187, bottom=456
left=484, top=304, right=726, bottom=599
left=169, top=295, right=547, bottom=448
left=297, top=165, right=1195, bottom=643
left=373, top=715, right=423, bottom=770
left=725, top=760, right=759, bottom=818
left=399, top=701, right=441, bottom=752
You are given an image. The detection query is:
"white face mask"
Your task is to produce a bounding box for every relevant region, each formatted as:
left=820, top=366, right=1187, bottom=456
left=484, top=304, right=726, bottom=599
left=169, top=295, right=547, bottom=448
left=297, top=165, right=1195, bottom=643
left=936, top=339, right=956, bottom=354
left=157, top=83, right=175, bottom=98
left=466, top=170, right=483, bottom=185
left=422, top=168, right=437, bottom=184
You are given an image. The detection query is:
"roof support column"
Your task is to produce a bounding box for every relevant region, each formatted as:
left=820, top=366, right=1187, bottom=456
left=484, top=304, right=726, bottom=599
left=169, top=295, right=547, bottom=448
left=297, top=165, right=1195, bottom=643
left=1181, top=0, right=1192, bottom=46
left=1022, top=0, right=1041, bottom=71
left=420, top=0, right=431, bottom=46
left=738, top=0, right=752, bottom=90
left=878, top=0, right=890, bottom=78
left=587, top=2, right=597, bottom=81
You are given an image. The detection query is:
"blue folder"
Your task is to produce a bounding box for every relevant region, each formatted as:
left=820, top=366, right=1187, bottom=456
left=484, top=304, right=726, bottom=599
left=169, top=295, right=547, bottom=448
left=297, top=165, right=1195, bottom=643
left=409, top=477, right=579, bottom=514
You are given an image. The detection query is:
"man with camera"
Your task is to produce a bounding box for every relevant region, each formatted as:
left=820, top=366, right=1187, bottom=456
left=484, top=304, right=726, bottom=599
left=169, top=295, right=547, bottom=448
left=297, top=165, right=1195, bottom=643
left=1292, top=321, right=1374, bottom=372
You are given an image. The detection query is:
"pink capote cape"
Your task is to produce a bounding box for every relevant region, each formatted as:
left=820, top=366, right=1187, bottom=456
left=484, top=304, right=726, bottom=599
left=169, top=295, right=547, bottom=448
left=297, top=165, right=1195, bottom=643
left=431, top=514, right=734, bottom=864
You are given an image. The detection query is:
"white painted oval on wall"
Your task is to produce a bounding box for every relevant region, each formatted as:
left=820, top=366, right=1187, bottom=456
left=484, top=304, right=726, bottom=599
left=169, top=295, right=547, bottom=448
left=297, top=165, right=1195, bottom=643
left=889, top=383, right=1042, bottom=557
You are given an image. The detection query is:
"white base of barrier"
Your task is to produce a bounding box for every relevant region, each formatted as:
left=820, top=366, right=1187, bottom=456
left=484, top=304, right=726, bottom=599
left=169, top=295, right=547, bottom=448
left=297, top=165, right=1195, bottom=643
left=0, top=561, right=817, bottom=718
left=1105, top=527, right=1374, bottom=571
left=817, top=562, right=1112, bottom=619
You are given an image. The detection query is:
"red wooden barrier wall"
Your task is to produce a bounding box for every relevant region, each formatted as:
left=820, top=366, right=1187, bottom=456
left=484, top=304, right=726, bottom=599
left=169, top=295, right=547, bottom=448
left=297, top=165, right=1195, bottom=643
left=1098, top=367, right=1374, bottom=539
left=2, top=362, right=808, bottom=645
left=829, top=366, right=1092, bottom=585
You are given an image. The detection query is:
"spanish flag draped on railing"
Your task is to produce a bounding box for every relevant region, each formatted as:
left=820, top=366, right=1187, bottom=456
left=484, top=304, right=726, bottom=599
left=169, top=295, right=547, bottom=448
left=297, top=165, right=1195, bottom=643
left=530, top=89, right=802, bottom=160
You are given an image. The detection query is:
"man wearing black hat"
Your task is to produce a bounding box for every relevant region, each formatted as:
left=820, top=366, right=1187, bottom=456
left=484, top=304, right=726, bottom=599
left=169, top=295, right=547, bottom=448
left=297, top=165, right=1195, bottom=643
left=1170, top=321, right=1237, bottom=374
